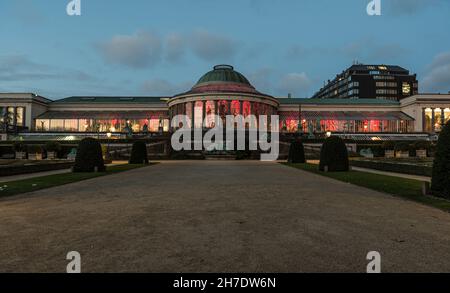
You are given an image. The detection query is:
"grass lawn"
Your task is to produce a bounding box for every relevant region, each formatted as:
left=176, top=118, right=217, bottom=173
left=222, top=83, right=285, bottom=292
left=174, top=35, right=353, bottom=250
left=283, top=163, right=450, bottom=213
left=0, top=164, right=149, bottom=198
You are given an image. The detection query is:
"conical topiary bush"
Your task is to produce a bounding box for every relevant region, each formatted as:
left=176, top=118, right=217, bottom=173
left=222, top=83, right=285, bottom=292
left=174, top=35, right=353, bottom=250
left=319, top=136, right=349, bottom=172
left=73, top=138, right=106, bottom=172
left=288, top=139, right=306, bottom=163
left=129, top=141, right=149, bottom=164
left=431, top=121, right=450, bottom=199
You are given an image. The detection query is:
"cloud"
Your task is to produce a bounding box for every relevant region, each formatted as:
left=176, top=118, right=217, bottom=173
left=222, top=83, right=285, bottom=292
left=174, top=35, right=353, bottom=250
left=247, top=68, right=274, bottom=94
left=165, top=33, right=186, bottom=63
left=277, top=73, right=313, bottom=97
left=140, top=79, right=192, bottom=96
left=422, top=52, right=450, bottom=93
left=0, top=55, right=95, bottom=82
left=287, top=39, right=409, bottom=64
left=95, top=29, right=238, bottom=67
left=387, top=0, right=443, bottom=15
left=96, top=31, right=162, bottom=69
left=189, top=30, right=237, bottom=62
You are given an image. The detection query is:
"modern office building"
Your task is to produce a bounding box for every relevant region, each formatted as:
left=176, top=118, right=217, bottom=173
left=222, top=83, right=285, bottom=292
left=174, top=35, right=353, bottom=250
left=1, top=65, right=449, bottom=141
left=312, top=64, right=419, bottom=101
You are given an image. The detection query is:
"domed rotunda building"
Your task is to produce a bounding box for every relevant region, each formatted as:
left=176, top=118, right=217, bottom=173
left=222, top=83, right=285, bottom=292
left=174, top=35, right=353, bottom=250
left=2, top=64, right=448, bottom=142
left=168, top=65, right=279, bottom=129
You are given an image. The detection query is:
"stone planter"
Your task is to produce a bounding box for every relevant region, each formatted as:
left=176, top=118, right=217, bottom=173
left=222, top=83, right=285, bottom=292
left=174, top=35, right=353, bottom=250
left=395, top=151, right=409, bottom=158
left=47, top=151, right=57, bottom=160
left=416, top=149, right=427, bottom=158
left=384, top=150, right=395, bottom=158
left=28, top=153, right=43, bottom=160
left=15, top=151, right=27, bottom=159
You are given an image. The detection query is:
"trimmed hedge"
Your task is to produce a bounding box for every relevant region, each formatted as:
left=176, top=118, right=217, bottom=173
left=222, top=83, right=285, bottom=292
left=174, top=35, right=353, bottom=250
left=351, top=159, right=432, bottom=177
left=395, top=142, right=411, bottom=152
left=0, top=162, right=74, bottom=177
left=73, top=138, right=106, bottom=172
left=381, top=141, right=395, bottom=150
left=288, top=139, right=306, bottom=163
left=45, top=141, right=62, bottom=152
left=129, top=141, right=149, bottom=164
left=319, top=136, right=349, bottom=172
left=431, top=121, right=450, bottom=199
left=13, top=142, right=26, bottom=152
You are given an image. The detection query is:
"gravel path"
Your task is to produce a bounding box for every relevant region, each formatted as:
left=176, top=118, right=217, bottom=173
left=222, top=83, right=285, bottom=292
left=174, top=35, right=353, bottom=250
left=0, top=161, right=449, bottom=272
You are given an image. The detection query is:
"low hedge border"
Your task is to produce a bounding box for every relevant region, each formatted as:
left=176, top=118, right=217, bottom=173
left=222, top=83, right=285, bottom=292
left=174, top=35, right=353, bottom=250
left=350, top=159, right=432, bottom=177
left=0, top=162, right=75, bottom=177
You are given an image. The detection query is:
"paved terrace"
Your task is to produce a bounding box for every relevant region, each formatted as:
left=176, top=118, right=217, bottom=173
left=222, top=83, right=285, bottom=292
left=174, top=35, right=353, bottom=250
left=0, top=161, right=449, bottom=272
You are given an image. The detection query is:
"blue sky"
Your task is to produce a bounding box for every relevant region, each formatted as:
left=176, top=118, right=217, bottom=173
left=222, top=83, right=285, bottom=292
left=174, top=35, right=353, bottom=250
left=0, top=0, right=449, bottom=99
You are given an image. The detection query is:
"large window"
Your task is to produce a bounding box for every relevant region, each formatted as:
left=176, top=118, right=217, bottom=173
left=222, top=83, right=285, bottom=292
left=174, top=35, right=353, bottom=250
left=16, top=107, right=24, bottom=127
left=218, top=100, right=229, bottom=124
left=185, top=102, right=193, bottom=128
left=194, top=101, right=203, bottom=129
left=205, top=101, right=216, bottom=128
left=434, top=108, right=442, bottom=132
left=424, top=108, right=433, bottom=132
left=50, top=119, right=64, bottom=131
left=64, top=119, right=79, bottom=132
left=231, top=100, right=240, bottom=116
left=36, top=119, right=50, bottom=131
left=445, top=108, right=450, bottom=123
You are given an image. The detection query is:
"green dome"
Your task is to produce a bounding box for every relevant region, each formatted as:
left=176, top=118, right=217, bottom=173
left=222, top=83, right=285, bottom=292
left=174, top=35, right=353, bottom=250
left=194, top=65, right=252, bottom=88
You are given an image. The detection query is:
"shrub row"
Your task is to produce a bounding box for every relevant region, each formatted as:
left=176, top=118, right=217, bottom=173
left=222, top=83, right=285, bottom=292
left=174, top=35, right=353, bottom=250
left=350, top=159, right=432, bottom=177
left=0, top=162, right=74, bottom=177
left=13, top=141, right=62, bottom=153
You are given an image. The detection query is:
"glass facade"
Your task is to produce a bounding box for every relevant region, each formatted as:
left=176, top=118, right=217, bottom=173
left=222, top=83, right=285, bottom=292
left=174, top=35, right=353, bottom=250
left=170, top=100, right=277, bottom=130
left=423, top=107, right=449, bottom=133
left=279, top=117, right=413, bottom=134
left=35, top=118, right=170, bottom=133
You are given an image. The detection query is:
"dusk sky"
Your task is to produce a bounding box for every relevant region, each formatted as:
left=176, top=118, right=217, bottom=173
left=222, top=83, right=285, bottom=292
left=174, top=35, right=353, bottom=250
left=0, top=0, right=449, bottom=99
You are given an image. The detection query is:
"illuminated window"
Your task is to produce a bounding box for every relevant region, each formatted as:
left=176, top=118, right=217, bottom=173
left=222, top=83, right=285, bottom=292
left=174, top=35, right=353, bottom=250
left=185, top=102, right=193, bottom=128
left=64, top=119, right=79, bottom=132
left=434, top=108, right=442, bottom=132
left=205, top=101, right=216, bottom=128
left=231, top=100, right=241, bottom=116
left=36, top=119, right=50, bottom=131
left=16, top=107, right=24, bottom=126
left=402, top=82, right=411, bottom=95
left=424, top=108, right=433, bottom=132
left=194, top=101, right=203, bottom=129
left=445, top=108, right=450, bottom=123
left=50, top=119, right=65, bottom=131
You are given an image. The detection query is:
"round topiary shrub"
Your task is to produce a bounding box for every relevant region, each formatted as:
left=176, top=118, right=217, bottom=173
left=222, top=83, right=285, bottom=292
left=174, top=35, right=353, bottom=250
left=45, top=141, right=61, bottom=152
left=431, top=121, right=450, bottom=199
left=288, top=139, right=306, bottom=163
left=129, top=141, right=149, bottom=164
left=319, top=136, right=349, bottom=172
left=73, top=138, right=106, bottom=172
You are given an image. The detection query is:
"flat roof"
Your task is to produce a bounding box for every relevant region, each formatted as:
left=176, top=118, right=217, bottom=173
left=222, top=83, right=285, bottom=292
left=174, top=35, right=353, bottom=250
left=277, top=98, right=400, bottom=105
left=52, top=96, right=170, bottom=104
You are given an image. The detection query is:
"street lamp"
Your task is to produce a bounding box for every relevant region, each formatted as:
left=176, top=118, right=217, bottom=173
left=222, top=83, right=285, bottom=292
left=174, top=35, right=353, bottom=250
left=106, top=132, right=112, bottom=162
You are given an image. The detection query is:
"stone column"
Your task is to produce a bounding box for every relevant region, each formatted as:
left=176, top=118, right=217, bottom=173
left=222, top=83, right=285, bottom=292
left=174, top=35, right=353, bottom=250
left=431, top=108, right=435, bottom=133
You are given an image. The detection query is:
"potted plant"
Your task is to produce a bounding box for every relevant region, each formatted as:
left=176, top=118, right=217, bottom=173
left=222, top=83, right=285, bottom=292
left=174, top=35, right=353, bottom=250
left=28, top=145, right=43, bottom=160
left=413, top=141, right=431, bottom=158
left=13, top=142, right=27, bottom=159
left=45, top=141, right=61, bottom=160
left=381, top=141, right=395, bottom=158
left=394, top=142, right=410, bottom=158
